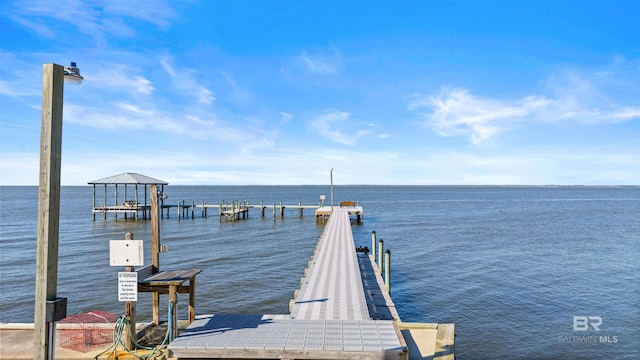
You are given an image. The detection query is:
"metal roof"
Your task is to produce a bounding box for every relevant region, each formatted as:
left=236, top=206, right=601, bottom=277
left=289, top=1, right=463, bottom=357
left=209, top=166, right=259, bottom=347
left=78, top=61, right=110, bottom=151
left=87, top=172, right=168, bottom=185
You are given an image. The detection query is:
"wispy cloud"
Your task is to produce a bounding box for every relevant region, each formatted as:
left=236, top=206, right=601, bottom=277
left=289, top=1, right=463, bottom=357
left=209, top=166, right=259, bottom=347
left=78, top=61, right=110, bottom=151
left=6, top=13, right=55, bottom=37
left=0, top=51, right=41, bottom=98
left=309, top=110, right=372, bottom=145
left=5, top=0, right=176, bottom=41
left=297, top=51, right=340, bottom=75
left=88, top=65, right=154, bottom=95
left=310, top=111, right=353, bottom=145
left=222, top=72, right=252, bottom=105
left=408, top=88, right=529, bottom=146
left=280, top=112, right=293, bottom=124
left=104, top=0, right=176, bottom=29
left=0, top=79, right=38, bottom=98
left=160, top=57, right=215, bottom=105
left=540, top=66, right=640, bottom=124
left=409, top=61, right=640, bottom=145
left=63, top=102, right=180, bottom=132
left=63, top=101, right=245, bottom=140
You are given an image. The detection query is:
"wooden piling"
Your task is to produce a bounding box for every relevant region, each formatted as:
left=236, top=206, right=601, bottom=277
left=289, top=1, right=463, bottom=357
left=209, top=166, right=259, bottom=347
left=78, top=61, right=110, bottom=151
left=34, top=63, right=64, bottom=360
left=124, top=232, right=136, bottom=350
left=150, top=185, right=160, bottom=324
left=378, top=239, right=384, bottom=268
left=114, top=184, right=118, bottom=220
left=371, top=231, right=377, bottom=261
left=384, top=249, right=391, bottom=293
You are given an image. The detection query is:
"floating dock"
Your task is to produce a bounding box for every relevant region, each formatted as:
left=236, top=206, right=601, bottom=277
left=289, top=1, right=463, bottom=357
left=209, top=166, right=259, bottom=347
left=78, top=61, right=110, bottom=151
left=167, top=207, right=454, bottom=359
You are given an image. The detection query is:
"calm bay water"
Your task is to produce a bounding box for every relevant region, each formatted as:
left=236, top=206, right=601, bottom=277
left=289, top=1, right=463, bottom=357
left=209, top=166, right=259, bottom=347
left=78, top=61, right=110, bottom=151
left=1, top=185, right=638, bottom=359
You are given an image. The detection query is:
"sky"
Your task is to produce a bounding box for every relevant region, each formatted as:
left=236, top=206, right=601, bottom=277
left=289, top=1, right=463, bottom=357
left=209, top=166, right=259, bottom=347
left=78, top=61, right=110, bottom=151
left=0, top=0, right=639, bottom=186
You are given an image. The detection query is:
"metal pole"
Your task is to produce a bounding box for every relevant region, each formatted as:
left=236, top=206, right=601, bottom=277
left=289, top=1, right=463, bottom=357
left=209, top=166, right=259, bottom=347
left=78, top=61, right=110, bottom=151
left=330, top=168, right=334, bottom=212
left=47, top=322, right=55, bottom=360
left=34, top=63, right=64, bottom=360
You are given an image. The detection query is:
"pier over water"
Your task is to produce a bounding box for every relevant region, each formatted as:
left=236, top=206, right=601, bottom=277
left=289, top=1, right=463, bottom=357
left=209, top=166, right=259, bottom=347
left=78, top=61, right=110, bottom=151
left=168, top=207, right=454, bottom=359
left=291, top=208, right=370, bottom=320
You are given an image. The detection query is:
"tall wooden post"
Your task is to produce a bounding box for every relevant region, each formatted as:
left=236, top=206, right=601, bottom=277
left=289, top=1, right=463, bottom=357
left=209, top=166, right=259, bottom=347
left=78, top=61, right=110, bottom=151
left=34, top=63, right=64, bottom=360
left=150, top=184, right=160, bottom=324
left=371, top=231, right=377, bottom=261
left=92, top=184, right=96, bottom=221
left=124, top=232, right=136, bottom=350
left=114, top=184, right=118, bottom=219
left=151, top=184, right=160, bottom=271
left=144, top=185, right=148, bottom=219
left=378, top=239, right=384, bottom=269
left=103, top=184, right=107, bottom=219
left=384, top=249, right=391, bottom=293
left=135, top=184, right=139, bottom=220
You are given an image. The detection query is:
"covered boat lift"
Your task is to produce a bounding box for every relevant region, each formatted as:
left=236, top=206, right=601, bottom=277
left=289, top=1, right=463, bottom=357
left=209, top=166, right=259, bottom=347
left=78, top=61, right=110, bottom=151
left=88, top=172, right=168, bottom=220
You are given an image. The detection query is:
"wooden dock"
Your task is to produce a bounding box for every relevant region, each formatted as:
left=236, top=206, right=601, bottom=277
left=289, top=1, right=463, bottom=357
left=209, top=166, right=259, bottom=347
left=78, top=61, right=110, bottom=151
left=93, top=200, right=325, bottom=221
left=167, top=208, right=454, bottom=359
left=315, top=202, right=364, bottom=224
left=91, top=204, right=151, bottom=219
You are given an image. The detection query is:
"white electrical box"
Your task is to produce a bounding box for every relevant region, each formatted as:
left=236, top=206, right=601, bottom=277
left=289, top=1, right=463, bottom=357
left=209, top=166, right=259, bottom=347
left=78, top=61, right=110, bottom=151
left=109, top=240, right=144, bottom=266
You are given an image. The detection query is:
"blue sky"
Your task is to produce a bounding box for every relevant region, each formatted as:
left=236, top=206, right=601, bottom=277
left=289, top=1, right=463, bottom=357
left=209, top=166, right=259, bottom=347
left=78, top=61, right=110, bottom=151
left=1, top=0, right=638, bottom=185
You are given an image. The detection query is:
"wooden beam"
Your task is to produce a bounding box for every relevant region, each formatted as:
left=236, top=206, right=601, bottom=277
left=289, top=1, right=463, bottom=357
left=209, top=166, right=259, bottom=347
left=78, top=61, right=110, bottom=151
left=150, top=184, right=160, bottom=324
left=34, top=63, right=64, bottom=360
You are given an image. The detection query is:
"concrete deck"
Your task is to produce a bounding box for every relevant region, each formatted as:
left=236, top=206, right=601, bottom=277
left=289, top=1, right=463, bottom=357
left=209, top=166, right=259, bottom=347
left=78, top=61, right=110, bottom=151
left=0, top=323, right=169, bottom=360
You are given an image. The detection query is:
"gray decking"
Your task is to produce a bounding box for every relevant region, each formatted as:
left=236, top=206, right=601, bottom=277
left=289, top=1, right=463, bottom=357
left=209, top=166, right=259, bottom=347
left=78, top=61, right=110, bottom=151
left=168, top=315, right=405, bottom=359
left=168, top=208, right=406, bottom=359
left=291, top=208, right=370, bottom=320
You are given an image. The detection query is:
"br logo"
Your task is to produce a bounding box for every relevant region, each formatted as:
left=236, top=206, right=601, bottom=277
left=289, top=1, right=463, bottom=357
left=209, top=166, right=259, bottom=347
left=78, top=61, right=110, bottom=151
left=573, top=316, right=602, bottom=331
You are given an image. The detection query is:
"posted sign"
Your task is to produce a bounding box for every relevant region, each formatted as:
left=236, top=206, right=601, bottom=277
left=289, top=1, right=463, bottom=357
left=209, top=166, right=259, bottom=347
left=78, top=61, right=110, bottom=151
left=118, top=272, right=138, bottom=302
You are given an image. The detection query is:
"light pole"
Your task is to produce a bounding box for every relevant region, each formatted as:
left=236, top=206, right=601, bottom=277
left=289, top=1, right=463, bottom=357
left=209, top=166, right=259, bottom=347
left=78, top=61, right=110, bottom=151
left=330, top=168, right=334, bottom=212
left=34, top=62, right=83, bottom=360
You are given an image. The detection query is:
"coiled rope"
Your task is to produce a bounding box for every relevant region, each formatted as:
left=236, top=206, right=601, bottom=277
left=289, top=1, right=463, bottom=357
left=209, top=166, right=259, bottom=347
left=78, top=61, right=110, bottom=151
left=92, top=313, right=169, bottom=360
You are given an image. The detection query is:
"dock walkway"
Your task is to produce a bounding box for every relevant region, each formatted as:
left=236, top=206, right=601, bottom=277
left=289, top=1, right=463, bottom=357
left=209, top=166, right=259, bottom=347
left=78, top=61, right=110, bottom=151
left=0, top=206, right=453, bottom=360
left=291, top=208, right=370, bottom=320
left=168, top=208, right=406, bottom=359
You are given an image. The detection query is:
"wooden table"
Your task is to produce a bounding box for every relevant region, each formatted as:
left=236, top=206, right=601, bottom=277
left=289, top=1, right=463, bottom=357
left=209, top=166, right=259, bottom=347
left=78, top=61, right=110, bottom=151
left=137, top=268, right=202, bottom=340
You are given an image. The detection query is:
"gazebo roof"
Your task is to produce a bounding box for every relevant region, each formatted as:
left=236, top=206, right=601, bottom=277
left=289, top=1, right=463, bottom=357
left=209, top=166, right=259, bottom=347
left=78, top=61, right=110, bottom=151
left=88, top=172, right=168, bottom=185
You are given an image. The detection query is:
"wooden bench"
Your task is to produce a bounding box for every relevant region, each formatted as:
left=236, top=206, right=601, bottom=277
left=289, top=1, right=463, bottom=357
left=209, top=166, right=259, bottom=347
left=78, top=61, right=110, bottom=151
left=136, top=265, right=202, bottom=337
